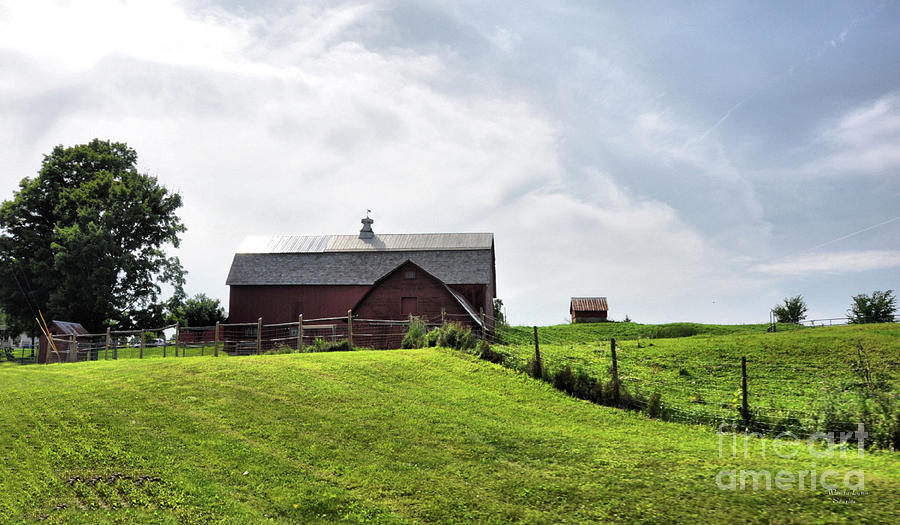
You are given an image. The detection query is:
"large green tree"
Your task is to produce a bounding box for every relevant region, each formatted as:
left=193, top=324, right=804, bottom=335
left=0, top=139, right=185, bottom=332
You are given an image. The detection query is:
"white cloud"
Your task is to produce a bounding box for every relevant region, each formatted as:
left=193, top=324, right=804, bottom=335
left=491, top=171, right=772, bottom=323
left=809, top=91, right=900, bottom=175
left=4, top=0, right=865, bottom=325
left=751, top=250, right=900, bottom=275
left=0, top=0, right=255, bottom=73
left=0, top=0, right=572, bottom=322
left=488, top=27, right=520, bottom=53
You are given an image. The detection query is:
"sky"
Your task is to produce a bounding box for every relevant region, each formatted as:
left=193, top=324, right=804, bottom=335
left=0, top=0, right=898, bottom=325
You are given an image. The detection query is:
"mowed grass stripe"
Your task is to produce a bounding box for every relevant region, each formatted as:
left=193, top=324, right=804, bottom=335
left=0, top=349, right=897, bottom=523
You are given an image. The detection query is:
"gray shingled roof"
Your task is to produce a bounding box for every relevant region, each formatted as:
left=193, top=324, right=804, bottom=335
left=227, top=233, right=494, bottom=285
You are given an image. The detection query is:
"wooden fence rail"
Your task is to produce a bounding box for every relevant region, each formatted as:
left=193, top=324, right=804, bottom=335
left=39, top=311, right=444, bottom=363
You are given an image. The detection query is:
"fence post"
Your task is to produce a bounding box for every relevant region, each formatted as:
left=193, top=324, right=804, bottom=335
left=481, top=309, right=486, bottom=340
left=175, top=324, right=180, bottom=357
left=741, top=356, right=750, bottom=428
left=215, top=322, right=220, bottom=357
left=611, top=338, right=620, bottom=406
left=113, top=333, right=118, bottom=360
left=441, top=308, right=445, bottom=324
left=257, top=317, right=263, bottom=355
left=532, top=326, right=542, bottom=379
left=105, top=327, right=110, bottom=361
left=347, top=310, right=353, bottom=348
left=69, top=335, right=76, bottom=363
left=298, top=314, right=303, bottom=352
left=139, top=331, right=144, bottom=359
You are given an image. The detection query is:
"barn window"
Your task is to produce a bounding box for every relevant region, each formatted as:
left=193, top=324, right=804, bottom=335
left=404, top=270, right=416, bottom=279
left=401, top=297, right=417, bottom=315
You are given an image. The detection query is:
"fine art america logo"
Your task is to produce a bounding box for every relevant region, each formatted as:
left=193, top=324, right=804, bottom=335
left=715, top=423, right=867, bottom=499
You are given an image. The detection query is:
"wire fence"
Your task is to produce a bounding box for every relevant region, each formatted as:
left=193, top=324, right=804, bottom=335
left=37, top=312, right=473, bottom=363
left=800, top=315, right=900, bottom=327
left=42, top=325, right=177, bottom=363
left=475, top=322, right=900, bottom=442
left=1, top=345, right=37, bottom=365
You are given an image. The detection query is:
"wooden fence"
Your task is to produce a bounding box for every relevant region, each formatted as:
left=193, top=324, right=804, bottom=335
left=42, top=311, right=453, bottom=363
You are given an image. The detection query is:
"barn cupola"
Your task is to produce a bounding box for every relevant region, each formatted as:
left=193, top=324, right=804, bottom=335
left=359, top=214, right=374, bottom=239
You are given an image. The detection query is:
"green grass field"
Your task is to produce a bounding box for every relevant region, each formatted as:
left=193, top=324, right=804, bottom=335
left=498, top=321, right=805, bottom=346
left=1, top=348, right=898, bottom=523
left=492, top=323, right=900, bottom=434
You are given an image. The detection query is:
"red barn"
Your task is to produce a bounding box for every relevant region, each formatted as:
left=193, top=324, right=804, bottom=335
left=570, top=297, right=608, bottom=323
left=226, top=217, right=496, bottom=332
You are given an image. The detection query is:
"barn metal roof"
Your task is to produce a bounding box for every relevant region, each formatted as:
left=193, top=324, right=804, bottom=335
left=570, top=297, right=608, bottom=312
left=237, top=233, right=493, bottom=254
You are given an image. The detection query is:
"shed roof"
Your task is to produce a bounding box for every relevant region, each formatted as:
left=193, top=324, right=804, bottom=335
left=570, top=297, right=608, bottom=312
left=49, top=320, right=89, bottom=335
left=237, top=233, right=493, bottom=254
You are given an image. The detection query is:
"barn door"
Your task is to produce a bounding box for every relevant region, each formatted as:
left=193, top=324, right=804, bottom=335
left=401, top=297, right=418, bottom=315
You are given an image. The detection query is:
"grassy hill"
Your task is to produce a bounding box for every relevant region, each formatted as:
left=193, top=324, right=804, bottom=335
left=492, top=323, right=900, bottom=439
left=1, top=348, right=898, bottom=523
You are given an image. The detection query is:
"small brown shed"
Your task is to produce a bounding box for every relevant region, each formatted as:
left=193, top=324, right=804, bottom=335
left=570, top=297, right=608, bottom=323
left=38, top=320, right=90, bottom=364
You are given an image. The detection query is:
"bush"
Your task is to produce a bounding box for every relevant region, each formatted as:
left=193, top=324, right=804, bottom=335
left=401, top=316, right=428, bottom=349
left=478, top=341, right=504, bottom=364
left=424, top=328, right=441, bottom=347
left=552, top=366, right=576, bottom=395
left=436, top=322, right=476, bottom=350
left=574, top=370, right=602, bottom=404
left=265, top=344, right=299, bottom=355
left=601, top=378, right=643, bottom=410
left=617, top=384, right=643, bottom=410
left=306, top=338, right=351, bottom=353
left=649, top=324, right=697, bottom=339
left=645, top=392, right=662, bottom=419
left=847, top=390, right=900, bottom=450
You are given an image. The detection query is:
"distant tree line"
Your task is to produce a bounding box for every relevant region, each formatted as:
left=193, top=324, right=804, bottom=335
left=772, top=290, right=897, bottom=324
